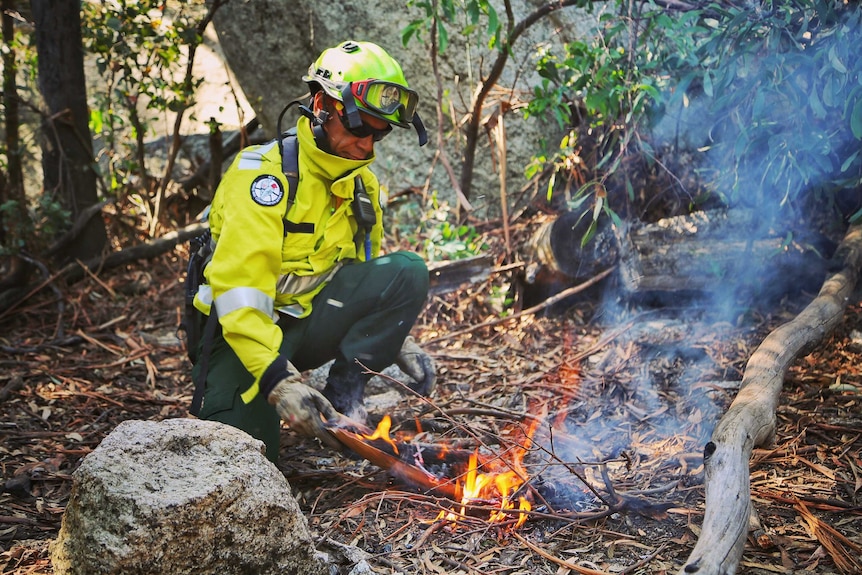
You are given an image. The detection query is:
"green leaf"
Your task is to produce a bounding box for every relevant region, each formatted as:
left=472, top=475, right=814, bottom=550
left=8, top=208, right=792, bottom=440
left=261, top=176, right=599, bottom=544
left=828, top=45, right=848, bottom=74
left=841, top=149, right=860, bottom=173
left=851, top=98, right=862, bottom=140
left=592, top=194, right=603, bottom=222
left=580, top=220, right=597, bottom=248
left=437, top=20, right=449, bottom=53
left=402, top=21, right=423, bottom=46
left=486, top=4, right=499, bottom=38
left=466, top=0, right=479, bottom=24
left=809, top=87, right=827, bottom=119
left=703, top=70, right=714, bottom=98
left=605, top=206, right=623, bottom=229
left=546, top=171, right=557, bottom=202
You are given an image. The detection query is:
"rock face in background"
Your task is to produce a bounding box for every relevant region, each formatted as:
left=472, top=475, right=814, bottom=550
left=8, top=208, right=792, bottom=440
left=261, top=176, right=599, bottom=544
left=50, top=419, right=329, bottom=575
left=212, top=0, right=601, bottom=215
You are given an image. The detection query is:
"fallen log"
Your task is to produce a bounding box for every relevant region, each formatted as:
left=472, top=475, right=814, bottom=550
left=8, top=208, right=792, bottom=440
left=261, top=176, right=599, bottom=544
left=527, top=209, right=835, bottom=304
left=427, top=254, right=493, bottom=295
left=677, top=221, right=862, bottom=575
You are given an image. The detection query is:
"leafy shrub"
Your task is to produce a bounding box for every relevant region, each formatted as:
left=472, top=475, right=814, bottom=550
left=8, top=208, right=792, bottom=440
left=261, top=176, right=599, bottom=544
left=527, top=0, right=862, bottom=229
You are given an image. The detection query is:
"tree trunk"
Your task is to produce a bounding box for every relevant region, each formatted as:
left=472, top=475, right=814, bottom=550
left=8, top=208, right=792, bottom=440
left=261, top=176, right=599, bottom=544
left=32, top=0, right=107, bottom=263
left=1, top=0, right=28, bottom=250
left=676, top=222, right=862, bottom=575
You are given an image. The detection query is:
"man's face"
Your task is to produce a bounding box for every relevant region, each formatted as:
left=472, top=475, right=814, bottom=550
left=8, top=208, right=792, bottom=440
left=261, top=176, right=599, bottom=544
left=318, top=95, right=390, bottom=161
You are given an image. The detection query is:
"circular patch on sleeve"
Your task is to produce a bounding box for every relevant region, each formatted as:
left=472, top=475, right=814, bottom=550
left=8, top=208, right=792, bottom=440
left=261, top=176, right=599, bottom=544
left=249, top=175, right=284, bottom=206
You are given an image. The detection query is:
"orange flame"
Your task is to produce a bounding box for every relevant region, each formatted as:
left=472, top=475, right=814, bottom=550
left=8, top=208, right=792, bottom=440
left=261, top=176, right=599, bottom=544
left=357, top=413, right=538, bottom=531
left=362, top=414, right=398, bottom=454
left=438, top=440, right=533, bottom=530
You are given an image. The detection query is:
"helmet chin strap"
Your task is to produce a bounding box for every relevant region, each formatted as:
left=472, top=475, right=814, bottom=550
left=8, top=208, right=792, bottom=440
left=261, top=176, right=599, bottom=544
left=412, top=112, right=428, bottom=147
left=339, top=83, right=364, bottom=129
left=300, top=94, right=333, bottom=154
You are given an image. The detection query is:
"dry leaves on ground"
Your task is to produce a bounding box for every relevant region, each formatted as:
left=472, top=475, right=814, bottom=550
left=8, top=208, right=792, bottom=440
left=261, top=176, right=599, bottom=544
left=1, top=231, right=861, bottom=574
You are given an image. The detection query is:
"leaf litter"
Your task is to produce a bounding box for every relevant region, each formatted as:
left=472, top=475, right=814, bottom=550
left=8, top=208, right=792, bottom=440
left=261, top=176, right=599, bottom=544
left=0, top=218, right=860, bottom=574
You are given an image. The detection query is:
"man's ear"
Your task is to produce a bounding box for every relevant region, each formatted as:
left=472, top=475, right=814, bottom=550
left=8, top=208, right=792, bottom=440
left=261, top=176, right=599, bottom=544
left=311, top=92, right=330, bottom=126
left=312, top=91, right=326, bottom=113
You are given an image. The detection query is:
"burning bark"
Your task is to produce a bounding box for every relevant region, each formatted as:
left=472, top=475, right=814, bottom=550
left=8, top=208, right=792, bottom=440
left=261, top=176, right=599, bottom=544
left=677, top=222, right=862, bottom=575
left=325, top=414, right=536, bottom=529
left=326, top=415, right=475, bottom=499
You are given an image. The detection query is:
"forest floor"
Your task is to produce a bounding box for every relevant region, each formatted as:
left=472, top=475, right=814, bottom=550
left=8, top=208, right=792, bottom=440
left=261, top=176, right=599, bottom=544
left=1, top=215, right=861, bottom=575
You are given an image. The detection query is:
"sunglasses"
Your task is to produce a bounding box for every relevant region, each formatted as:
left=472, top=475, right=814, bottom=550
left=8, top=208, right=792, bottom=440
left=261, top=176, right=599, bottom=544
left=333, top=103, right=393, bottom=141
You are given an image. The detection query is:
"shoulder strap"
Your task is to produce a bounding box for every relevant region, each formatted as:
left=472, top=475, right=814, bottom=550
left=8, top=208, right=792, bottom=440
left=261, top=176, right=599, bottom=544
left=280, top=131, right=314, bottom=235
left=280, top=131, right=299, bottom=209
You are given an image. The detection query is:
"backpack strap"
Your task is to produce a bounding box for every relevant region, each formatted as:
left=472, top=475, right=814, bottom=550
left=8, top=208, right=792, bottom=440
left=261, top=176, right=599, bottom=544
left=280, top=132, right=314, bottom=235
left=281, top=131, right=299, bottom=209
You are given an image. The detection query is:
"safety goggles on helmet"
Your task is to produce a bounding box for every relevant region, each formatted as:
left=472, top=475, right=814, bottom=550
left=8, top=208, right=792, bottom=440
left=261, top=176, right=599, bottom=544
left=346, top=80, right=419, bottom=126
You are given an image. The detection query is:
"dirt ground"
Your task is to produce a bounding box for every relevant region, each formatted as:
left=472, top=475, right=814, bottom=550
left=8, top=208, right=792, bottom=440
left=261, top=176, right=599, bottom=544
left=1, top=218, right=861, bottom=574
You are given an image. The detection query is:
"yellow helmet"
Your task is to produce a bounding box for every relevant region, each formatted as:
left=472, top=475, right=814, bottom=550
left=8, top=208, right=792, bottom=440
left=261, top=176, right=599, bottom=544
left=304, top=40, right=427, bottom=145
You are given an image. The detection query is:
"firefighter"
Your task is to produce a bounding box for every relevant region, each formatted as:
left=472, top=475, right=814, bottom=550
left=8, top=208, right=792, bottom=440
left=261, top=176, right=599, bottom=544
left=189, top=40, right=435, bottom=461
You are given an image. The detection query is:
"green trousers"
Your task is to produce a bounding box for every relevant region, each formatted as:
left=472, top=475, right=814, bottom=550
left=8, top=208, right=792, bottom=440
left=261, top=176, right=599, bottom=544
left=192, top=251, right=428, bottom=461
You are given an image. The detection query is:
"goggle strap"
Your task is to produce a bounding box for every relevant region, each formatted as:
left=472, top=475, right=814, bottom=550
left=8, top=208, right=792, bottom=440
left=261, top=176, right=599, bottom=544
left=412, top=112, right=428, bottom=147
left=339, top=83, right=364, bottom=129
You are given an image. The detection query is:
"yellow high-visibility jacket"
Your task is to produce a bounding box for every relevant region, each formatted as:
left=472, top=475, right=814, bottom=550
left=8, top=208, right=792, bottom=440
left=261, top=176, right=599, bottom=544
left=193, top=116, right=384, bottom=402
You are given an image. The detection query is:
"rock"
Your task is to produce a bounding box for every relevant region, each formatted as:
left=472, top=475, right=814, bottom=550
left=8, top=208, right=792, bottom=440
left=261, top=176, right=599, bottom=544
left=50, top=418, right=329, bottom=575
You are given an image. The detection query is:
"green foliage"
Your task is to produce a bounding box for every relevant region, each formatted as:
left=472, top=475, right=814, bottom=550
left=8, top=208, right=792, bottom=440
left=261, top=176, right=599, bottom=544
left=403, top=0, right=500, bottom=53
left=81, top=0, right=208, bottom=195
left=687, top=1, right=862, bottom=211
left=525, top=0, right=862, bottom=234
left=488, top=282, right=514, bottom=316
left=0, top=187, right=74, bottom=258
left=419, top=192, right=488, bottom=262
left=32, top=195, right=71, bottom=244
left=525, top=11, right=661, bottom=238
left=528, top=30, right=659, bottom=132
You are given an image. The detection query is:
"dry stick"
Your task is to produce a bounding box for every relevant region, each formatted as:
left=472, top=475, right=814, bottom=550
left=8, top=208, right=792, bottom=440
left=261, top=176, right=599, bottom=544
left=513, top=532, right=611, bottom=575
left=75, top=258, right=117, bottom=298
left=493, top=103, right=511, bottom=258
left=363, top=364, right=545, bottom=510
left=0, top=260, right=67, bottom=323
left=427, top=266, right=616, bottom=344
left=0, top=376, right=24, bottom=402
left=794, top=497, right=862, bottom=573
left=619, top=543, right=670, bottom=575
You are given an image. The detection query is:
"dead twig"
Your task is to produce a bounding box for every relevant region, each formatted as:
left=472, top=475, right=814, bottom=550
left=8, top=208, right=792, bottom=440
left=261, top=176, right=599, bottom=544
left=0, top=376, right=25, bottom=402
left=426, top=267, right=615, bottom=344
left=512, top=531, right=612, bottom=575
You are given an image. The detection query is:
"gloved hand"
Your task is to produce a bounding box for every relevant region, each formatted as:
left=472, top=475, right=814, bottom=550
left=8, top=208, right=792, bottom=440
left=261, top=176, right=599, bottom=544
left=395, top=336, right=436, bottom=396
left=267, top=378, right=342, bottom=449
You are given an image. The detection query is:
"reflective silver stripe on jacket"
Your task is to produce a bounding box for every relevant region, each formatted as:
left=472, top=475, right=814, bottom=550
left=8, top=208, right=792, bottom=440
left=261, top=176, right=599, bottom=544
left=237, top=140, right=277, bottom=171
left=213, top=286, right=276, bottom=320
left=196, top=284, right=213, bottom=306
left=274, top=262, right=343, bottom=299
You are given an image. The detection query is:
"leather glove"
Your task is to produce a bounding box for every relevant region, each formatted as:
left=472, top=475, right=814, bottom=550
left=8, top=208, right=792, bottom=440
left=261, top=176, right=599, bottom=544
left=267, top=378, right=342, bottom=449
left=395, top=336, right=436, bottom=396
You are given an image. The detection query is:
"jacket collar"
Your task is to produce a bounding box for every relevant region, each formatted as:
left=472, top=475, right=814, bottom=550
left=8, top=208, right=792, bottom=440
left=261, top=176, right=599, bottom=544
left=296, top=117, right=374, bottom=182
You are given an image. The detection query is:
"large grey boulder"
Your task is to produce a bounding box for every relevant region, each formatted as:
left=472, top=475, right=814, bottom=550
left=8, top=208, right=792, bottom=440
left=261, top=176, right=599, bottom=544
left=50, top=418, right=329, bottom=575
